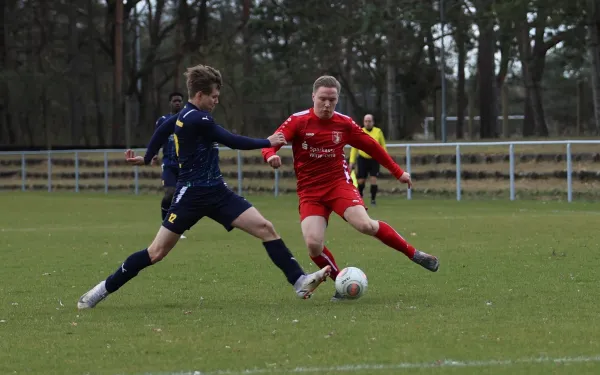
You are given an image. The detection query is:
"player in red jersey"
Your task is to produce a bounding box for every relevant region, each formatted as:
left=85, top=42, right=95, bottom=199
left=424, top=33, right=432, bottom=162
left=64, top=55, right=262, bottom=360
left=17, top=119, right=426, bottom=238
left=261, top=76, right=439, bottom=300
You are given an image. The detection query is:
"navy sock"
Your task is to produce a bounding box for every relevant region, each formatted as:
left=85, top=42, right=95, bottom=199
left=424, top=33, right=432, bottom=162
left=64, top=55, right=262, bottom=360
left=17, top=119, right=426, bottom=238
left=263, top=239, right=305, bottom=285
left=105, top=249, right=152, bottom=293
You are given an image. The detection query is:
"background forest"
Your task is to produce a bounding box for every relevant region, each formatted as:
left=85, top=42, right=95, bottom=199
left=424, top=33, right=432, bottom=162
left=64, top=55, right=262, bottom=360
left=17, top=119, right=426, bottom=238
left=0, top=0, right=598, bottom=149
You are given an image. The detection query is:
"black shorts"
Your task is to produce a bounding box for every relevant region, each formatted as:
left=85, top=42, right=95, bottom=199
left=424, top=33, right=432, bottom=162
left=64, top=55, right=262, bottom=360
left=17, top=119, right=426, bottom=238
left=162, top=183, right=252, bottom=234
left=357, top=156, right=380, bottom=179
left=161, top=164, right=179, bottom=188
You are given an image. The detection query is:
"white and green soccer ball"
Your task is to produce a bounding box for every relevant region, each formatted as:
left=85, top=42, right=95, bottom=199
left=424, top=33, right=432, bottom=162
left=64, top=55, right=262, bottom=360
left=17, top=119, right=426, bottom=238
left=335, top=266, right=368, bottom=299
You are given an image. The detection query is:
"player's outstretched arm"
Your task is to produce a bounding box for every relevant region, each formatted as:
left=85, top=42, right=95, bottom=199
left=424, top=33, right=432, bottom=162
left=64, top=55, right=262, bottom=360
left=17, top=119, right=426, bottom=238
left=204, top=121, right=286, bottom=150
left=261, top=116, right=298, bottom=168
left=136, top=114, right=177, bottom=165
left=347, top=123, right=411, bottom=188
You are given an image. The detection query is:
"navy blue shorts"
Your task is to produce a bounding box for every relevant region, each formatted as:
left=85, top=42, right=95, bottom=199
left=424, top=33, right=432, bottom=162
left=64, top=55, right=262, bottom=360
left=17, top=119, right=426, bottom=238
left=162, top=183, right=252, bottom=234
left=161, top=164, right=179, bottom=188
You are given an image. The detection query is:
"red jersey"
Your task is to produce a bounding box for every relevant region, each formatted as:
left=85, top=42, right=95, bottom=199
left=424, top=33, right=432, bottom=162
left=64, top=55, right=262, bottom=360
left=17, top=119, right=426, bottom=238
left=261, top=108, right=404, bottom=194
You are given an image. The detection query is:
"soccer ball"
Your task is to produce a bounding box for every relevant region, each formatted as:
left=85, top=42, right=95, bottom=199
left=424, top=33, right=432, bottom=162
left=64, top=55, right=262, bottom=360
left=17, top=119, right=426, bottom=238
left=335, top=267, right=368, bottom=299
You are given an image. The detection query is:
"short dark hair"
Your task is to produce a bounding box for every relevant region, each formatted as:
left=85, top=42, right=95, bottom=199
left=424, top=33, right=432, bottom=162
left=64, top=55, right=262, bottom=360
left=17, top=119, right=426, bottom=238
left=184, top=65, right=223, bottom=98
left=169, top=92, right=184, bottom=100
left=313, top=75, right=341, bottom=93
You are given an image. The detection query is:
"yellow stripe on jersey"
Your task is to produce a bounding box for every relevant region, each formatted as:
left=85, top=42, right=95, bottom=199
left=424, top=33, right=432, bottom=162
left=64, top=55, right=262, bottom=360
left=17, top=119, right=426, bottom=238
left=349, top=126, right=386, bottom=163
left=176, top=120, right=183, bottom=127
left=174, top=134, right=180, bottom=158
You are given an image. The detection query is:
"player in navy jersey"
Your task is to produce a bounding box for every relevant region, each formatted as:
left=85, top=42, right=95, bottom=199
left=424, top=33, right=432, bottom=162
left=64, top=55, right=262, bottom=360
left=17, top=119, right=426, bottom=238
left=77, top=64, right=331, bottom=310
left=155, top=92, right=186, bottom=238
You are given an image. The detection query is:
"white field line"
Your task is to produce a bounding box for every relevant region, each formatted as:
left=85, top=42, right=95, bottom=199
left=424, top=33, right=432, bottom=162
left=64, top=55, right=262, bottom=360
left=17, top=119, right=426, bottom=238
left=130, top=355, right=600, bottom=375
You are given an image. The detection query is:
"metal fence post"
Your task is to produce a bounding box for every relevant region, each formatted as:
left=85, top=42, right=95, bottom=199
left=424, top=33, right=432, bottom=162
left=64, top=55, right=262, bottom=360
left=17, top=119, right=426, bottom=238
left=104, top=151, right=109, bottom=194
left=134, top=166, right=139, bottom=195
left=237, top=150, right=243, bottom=196
left=274, top=168, right=279, bottom=197
left=21, top=152, right=26, bottom=191
left=47, top=150, right=52, bottom=192
left=406, top=145, right=412, bottom=200
left=75, top=151, right=79, bottom=193
left=509, top=143, right=515, bottom=201
left=567, top=143, right=572, bottom=202
left=456, top=145, right=461, bottom=201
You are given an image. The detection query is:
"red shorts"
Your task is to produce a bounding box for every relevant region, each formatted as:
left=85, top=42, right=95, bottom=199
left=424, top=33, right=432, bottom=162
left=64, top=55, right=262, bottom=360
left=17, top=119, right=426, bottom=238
left=298, top=182, right=365, bottom=222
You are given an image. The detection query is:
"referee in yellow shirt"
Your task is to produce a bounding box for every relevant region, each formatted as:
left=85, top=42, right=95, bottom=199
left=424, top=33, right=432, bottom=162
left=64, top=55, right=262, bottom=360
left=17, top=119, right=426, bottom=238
left=348, top=114, right=386, bottom=205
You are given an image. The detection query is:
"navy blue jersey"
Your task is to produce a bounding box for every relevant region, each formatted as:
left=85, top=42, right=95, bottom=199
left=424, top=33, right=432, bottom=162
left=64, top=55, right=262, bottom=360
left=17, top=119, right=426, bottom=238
left=174, top=106, right=223, bottom=186
left=143, top=102, right=271, bottom=187
left=155, top=114, right=178, bottom=167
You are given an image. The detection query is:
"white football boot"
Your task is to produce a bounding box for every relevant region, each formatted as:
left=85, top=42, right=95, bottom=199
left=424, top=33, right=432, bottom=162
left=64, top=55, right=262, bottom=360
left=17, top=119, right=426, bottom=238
left=294, top=266, right=331, bottom=299
left=77, top=280, right=109, bottom=309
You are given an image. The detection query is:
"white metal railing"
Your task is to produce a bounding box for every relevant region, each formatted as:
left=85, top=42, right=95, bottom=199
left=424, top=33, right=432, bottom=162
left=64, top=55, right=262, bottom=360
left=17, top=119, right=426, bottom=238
left=1, top=140, right=599, bottom=201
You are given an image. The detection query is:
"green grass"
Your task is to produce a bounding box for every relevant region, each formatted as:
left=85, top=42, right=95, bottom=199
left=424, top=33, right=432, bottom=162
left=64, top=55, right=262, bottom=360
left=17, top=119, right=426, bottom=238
left=1, top=193, right=600, bottom=375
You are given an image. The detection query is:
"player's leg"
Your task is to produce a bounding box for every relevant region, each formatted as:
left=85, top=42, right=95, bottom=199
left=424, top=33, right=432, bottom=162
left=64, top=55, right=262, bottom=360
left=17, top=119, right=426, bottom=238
left=369, top=161, right=380, bottom=205
left=77, top=185, right=199, bottom=309
left=77, top=226, right=181, bottom=309
left=300, top=214, right=340, bottom=281
left=342, top=205, right=439, bottom=272
left=162, top=166, right=186, bottom=239
left=327, top=183, right=439, bottom=272
left=356, top=156, right=367, bottom=197
left=161, top=186, right=175, bottom=221
left=211, top=192, right=331, bottom=299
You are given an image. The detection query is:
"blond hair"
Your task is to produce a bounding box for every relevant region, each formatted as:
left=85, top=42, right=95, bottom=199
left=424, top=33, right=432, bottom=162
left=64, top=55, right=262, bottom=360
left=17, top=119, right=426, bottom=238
left=184, top=64, right=223, bottom=98
left=313, top=75, right=341, bottom=93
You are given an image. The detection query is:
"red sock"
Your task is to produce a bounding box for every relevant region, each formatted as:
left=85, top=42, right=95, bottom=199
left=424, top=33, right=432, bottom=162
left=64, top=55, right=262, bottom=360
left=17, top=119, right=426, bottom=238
left=310, top=246, right=340, bottom=280
left=375, top=221, right=416, bottom=259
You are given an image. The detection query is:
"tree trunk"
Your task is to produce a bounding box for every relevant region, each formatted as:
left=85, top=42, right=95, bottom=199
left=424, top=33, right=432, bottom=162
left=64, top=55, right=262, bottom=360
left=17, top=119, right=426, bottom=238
left=88, top=0, right=106, bottom=146
left=0, top=0, right=16, bottom=145
left=67, top=3, right=81, bottom=146
left=529, top=73, right=549, bottom=136
left=173, top=22, right=183, bottom=93
left=113, top=0, right=124, bottom=145
left=518, top=9, right=551, bottom=137
left=588, top=0, right=600, bottom=135
left=477, top=6, right=497, bottom=139
left=523, top=89, right=535, bottom=136
left=386, top=51, right=398, bottom=140
left=518, top=17, right=536, bottom=137
left=456, top=27, right=467, bottom=139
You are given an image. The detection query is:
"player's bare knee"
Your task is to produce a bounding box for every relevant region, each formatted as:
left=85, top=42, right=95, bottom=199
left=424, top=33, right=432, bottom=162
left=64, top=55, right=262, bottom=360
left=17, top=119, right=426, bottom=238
left=258, top=219, right=278, bottom=241
left=304, top=236, right=324, bottom=256
left=353, top=218, right=378, bottom=235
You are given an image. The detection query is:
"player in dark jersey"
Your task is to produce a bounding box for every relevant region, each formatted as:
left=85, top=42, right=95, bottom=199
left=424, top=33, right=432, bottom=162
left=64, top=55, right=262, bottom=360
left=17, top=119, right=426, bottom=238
left=155, top=92, right=186, bottom=238
left=77, top=65, right=331, bottom=309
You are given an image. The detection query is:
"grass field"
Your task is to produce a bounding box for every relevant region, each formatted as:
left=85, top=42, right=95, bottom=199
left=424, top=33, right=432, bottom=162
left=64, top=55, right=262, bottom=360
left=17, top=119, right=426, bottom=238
left=1, top=193, right=600, bottom=375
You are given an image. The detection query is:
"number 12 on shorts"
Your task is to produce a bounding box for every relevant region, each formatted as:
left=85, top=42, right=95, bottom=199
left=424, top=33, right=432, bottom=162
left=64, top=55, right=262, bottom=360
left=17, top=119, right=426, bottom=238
left=168, top=213, right=177, bottom=223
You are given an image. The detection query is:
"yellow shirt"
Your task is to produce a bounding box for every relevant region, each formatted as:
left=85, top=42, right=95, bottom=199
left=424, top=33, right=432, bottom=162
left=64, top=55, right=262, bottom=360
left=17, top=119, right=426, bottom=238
left=349, top=126, right=386, bottom=163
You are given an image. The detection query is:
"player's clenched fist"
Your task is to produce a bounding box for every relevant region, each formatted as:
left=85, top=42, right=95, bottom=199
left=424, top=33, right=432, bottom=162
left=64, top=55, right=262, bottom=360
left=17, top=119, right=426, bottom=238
left=399, top=171, right=412, bottom=189
left=267, top=155, right=282, bottom=169
left=267, top=132, right=287, bottom=147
